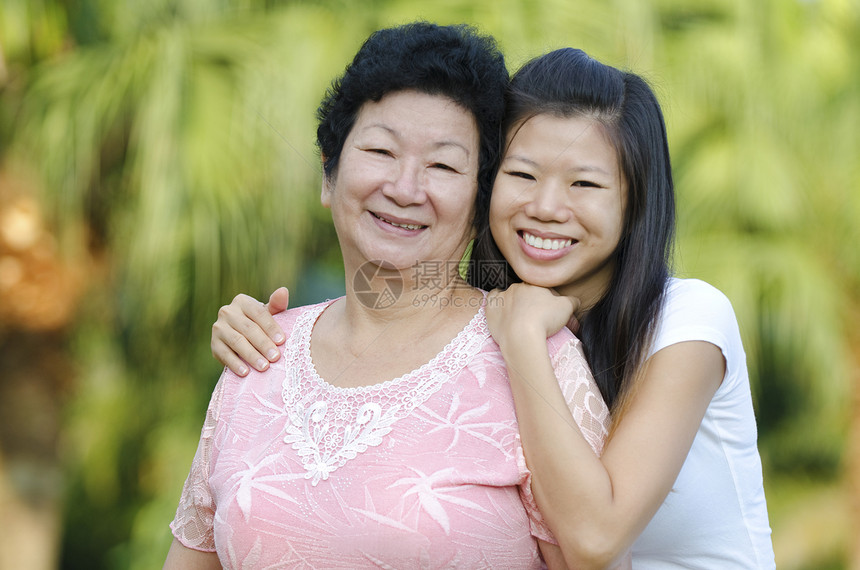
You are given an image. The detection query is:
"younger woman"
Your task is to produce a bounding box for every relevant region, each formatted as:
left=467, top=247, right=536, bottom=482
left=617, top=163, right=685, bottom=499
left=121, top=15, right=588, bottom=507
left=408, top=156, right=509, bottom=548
left=480, top=48, right=774, bottom=568
left=211, top=48, right=775, bottom=568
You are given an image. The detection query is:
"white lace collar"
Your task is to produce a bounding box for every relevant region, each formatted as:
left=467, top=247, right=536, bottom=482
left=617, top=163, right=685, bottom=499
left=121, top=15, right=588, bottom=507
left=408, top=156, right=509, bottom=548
left=281, top=298, right=491, bottom=485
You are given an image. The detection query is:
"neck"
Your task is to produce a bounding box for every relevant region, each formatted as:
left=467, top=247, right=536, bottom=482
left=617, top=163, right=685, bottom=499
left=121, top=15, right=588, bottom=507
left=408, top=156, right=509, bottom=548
left=340, top=260, right=482, bottom=330
left=557, top=281, right=608, bottom=320
left=557, top=263, right=616, bottom=319
left=312, top=263, right=482, bottom=388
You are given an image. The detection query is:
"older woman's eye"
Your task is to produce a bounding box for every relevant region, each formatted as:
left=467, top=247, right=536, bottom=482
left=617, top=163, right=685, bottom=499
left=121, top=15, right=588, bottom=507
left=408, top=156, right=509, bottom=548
left=366, top=148, right=393, bottom=156
left=431, top=162, right=458, bottom=172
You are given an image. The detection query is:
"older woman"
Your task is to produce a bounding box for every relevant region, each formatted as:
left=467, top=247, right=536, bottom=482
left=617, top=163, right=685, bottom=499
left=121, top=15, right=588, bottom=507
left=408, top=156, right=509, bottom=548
left=164, top=23, right=610, bottom=569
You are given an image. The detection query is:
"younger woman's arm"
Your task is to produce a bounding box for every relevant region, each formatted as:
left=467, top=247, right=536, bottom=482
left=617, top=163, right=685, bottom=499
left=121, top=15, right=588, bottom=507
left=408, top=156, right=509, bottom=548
left=486, top=283, right=722, bottom=569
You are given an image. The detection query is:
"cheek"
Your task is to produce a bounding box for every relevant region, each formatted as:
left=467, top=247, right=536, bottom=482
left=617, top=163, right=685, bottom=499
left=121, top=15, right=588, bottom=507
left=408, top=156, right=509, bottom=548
left=488, top=187, right=511, bottom=230
left=488, top=199, right=506, bottom=241
left=612, top=199, right=627, bottom=243
left=603, top=211, right=626, bottom=250
left=441, top=187, right=478, bottom=235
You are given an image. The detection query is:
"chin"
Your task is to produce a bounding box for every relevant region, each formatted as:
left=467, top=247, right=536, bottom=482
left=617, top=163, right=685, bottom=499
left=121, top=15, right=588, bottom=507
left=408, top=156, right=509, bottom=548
left=512, top=271, right=566, bottom=289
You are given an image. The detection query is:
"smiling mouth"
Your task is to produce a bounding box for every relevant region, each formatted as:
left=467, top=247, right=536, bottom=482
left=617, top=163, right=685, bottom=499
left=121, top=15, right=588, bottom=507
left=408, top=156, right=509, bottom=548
left=521, top=231, right=574, bottom=250
left=373, top=213, right=426, bottom=231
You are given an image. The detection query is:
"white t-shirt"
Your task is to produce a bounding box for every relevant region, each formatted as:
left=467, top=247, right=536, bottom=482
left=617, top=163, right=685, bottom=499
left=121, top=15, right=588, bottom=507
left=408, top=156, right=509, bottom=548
left=631, top=278, right=776, bottom=569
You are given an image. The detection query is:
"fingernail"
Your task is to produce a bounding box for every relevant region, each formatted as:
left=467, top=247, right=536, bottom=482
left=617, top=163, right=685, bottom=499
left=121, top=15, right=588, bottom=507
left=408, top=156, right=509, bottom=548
left=255, top=358, right=269, bottom=371
left=238, top=365, right=249, bottom=376
left=267, top=348, right=280, bottom=361
left=274, top=334, right=285, bottom=344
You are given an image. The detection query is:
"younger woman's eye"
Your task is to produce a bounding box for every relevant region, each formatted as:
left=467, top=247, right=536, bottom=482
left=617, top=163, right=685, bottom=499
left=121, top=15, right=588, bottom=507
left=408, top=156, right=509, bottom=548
left=572, top=180, right=600, bottom=188
left=506, top=171, right=535, bottom=181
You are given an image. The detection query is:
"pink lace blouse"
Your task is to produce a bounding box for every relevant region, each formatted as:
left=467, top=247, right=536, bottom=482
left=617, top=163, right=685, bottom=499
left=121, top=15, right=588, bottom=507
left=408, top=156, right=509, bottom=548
left=170, top=299, right=609, bottom=568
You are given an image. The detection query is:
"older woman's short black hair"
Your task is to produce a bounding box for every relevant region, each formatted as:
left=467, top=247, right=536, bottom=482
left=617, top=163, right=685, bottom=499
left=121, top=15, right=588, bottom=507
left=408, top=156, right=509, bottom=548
left=316, top=22, right=508, bottom=219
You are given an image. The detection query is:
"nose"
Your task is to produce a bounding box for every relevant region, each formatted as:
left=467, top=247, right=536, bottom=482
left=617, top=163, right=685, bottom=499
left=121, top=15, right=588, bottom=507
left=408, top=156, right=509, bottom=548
left=382, top=158, right=426, bottom=206
left=523, top=181, right=571, bottom=222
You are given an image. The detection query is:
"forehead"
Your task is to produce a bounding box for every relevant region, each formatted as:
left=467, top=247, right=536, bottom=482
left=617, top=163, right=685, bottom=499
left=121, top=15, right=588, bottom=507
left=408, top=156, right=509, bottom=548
left=508, top=113, right=611, bottom=145
left=352, top=90, right=479, bottom=147
left=506, top=113, right=619, bottom=168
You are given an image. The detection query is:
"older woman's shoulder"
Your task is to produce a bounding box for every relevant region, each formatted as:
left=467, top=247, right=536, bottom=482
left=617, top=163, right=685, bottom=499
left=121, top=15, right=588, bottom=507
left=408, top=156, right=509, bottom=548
left=273, top=297, right=343, bottom=337
left=545, top=325, right=579, bottom=357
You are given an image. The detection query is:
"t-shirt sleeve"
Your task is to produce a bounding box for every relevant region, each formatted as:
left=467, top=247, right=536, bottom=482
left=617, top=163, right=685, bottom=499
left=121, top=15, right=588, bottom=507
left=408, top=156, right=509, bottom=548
left=650, top=279, right=743, bottom=390
left=518, top=333, right=611, bottom=544
left=169, top=374, right=227, bottom=552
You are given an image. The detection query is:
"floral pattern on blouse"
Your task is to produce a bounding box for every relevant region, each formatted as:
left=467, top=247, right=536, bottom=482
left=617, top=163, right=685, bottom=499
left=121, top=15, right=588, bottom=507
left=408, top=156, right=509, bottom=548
left=171, top=299, right=609, bottom=569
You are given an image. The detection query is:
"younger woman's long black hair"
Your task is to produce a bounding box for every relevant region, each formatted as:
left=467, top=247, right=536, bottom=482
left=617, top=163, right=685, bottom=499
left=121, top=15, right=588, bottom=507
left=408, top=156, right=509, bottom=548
left=470, top=48, right=675, bottom=414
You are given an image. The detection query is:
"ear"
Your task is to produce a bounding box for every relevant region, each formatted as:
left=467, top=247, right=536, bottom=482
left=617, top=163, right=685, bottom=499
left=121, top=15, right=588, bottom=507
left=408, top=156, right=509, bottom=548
left=320, top=157, right=333, bottom=208
left=468, top=205, right=478, bottom=239
left=320, top=176, right=333, bottom=209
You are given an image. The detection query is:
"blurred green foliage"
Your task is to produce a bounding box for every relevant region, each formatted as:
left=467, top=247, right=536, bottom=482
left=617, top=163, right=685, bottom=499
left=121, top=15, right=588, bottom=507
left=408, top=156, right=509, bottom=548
left=0, top=0, right=857, bottom=568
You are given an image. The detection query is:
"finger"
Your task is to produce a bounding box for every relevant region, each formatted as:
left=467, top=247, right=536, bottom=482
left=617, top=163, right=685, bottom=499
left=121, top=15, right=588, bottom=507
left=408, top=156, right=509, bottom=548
left=549, top=288, right=581, bottom=312
left=561, top=293, right=581, bottom=315
left=231, top=310, right=283, bottom=364
left=486, top=289, right=501, bottom=312
left=211, top=338, right=251, bottom=377
left=566, top=314, right=581, bottom=335
left=211, top=322, right=257, bottom=375
left=263, top=288, right=289, bottom=345
left=229, top=296, right=285, bottom=353
left=267, top=287, right=290, bottom=315
left=217, top=298, right=280, bottom=364
left=212, top=319, right=275, bottom=372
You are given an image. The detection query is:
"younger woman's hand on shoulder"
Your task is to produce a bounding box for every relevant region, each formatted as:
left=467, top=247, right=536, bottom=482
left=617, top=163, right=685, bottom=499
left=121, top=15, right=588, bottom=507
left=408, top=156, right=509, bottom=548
left=211, top=287, right=290, bottom=376
left=486, top=283, right=578, bottom=351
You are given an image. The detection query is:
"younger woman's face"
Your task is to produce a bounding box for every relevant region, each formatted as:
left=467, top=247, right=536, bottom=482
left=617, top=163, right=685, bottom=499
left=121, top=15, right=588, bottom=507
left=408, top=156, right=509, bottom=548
left=489, top=113, right=627, bottom=309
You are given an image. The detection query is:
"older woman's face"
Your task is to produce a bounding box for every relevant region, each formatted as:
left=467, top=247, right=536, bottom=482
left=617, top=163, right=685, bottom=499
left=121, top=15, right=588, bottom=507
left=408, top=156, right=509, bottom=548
left=322, top=90, right=480, bottom=272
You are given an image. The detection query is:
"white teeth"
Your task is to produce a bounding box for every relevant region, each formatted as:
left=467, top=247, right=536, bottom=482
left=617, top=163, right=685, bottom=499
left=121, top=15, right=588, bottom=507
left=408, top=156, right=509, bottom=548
left=523, top=232, right=572, bottom=250
left=377, top=215, right=423, bottom=230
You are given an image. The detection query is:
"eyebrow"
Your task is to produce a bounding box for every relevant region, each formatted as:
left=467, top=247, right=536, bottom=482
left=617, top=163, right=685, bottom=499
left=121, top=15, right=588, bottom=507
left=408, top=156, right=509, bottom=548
left=363, top=124, right=472, bottom=156
left=504, top=154, right=611, bottom=176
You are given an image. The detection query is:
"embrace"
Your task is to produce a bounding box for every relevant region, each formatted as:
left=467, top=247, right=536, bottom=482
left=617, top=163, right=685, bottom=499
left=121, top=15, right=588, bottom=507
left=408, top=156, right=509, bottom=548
left=165, top=21, right=775, bottom=570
